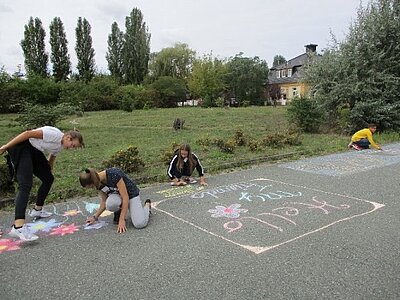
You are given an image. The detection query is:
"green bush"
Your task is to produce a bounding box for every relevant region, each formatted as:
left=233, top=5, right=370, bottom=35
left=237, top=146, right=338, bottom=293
left=0, top=158, right=14, bottom=195
left=102, top=145, right=145, bottom=173
left=151, top=76, right=187, bottom=108
left=287, top=96, right=323, bottom=133
left=113, top=85, right=158, bottom=112
left=233, top=129, right=246, bottom=146
left=261, top=130, right=301, bottom=148
left=15, top=102, right=77, bottom=129
left=218, top=139, right=236, bottom=153
left=160, top=142, right=180, bottom=165
left=248, top=139, right=261, bottom=152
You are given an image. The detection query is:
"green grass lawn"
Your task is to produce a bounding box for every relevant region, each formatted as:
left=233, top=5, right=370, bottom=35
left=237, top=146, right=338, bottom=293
left=1, top=106, right=399, bottom=203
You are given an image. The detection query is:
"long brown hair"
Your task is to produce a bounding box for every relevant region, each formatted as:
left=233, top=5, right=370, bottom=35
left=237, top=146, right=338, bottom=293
left=176, top=144, right=196, bottom=173
left=79, top=168, right=102, bottom=189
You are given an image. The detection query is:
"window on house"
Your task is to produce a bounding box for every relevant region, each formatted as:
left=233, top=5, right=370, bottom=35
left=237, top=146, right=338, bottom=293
left=292, top=87, right=298, bottom=97
left=281, top=69, right=288, bottom=77
left=276, top=70, right=280, bottom=78
left=288, top=69, right=292, bottom=77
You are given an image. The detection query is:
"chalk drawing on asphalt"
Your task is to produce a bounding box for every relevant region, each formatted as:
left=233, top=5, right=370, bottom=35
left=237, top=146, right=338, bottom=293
left=279, top=143, right=400, bottom=176
left=153, top=178, right=384, bottom=255
left=0, top=200, right=110, bottom=254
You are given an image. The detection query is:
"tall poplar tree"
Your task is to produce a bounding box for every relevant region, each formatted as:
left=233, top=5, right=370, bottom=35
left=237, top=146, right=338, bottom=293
left=49, top=17, right=71, bottom=81
left=75, top=17, right=96, bottom=82
left=123, top=8, right=151, bottom=84
left=106, top=22, right=124, bottom=80
left=20, top=17, right=48, bottom=77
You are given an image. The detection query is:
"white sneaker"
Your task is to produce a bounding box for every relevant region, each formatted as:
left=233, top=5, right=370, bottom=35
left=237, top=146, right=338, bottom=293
left=9, top=225, right=39, bottom=241
left=29, top=208, right=52, bottom=218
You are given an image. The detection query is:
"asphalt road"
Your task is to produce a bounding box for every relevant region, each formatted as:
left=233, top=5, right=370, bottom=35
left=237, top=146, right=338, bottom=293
left=1, top=144, right=399, bottom=300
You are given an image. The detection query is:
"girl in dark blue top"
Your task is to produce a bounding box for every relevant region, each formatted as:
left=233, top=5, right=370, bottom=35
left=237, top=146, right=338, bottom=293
left=79, top=168, right=151, bottom=233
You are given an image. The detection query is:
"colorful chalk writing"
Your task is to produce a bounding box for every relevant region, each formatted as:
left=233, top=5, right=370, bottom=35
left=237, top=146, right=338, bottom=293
left=156, top=185, right=204, bottom=198
left=153, top=178, right=385, bottom=254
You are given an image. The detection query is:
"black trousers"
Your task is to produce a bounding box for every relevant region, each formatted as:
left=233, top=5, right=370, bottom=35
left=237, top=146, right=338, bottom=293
left=8, top=141, right=54, bottom=220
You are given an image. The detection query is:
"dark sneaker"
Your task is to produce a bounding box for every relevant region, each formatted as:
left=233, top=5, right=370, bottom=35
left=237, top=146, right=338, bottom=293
left=113, top=209, right=121, bottom=224
left=144, top=199, right=152, bottom=215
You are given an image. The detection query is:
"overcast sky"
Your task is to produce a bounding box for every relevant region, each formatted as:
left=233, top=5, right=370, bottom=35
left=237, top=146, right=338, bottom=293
left=0, top=0, right=363, bottom=74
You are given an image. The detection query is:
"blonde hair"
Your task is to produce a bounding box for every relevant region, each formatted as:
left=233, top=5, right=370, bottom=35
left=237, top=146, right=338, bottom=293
left=65, top=130, right=85, bottom=147
left=79, top=168, right=101, bottom=189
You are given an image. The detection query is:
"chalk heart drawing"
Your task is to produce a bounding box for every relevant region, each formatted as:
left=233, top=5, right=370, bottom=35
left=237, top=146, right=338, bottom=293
left=0, top=239, right=23, bottom=253
left=50, top=224, right=79, bottom=236
left=153, top=178, right=385, bottom=255
left=85, top=202, right=100, bottom=214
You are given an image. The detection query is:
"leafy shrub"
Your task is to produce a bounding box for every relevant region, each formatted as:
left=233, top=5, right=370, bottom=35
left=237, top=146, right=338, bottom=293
left=0, top=159, right=14, bottom=195
left=113, top=85, right=158, bottom=112
left=248, top=139, right=261, bottom=152
left=16, top=102, right=77, bottom=129
left=287, top=96, right=323, bottom=133
left=160, top=142, right=180, bottom=165
left=102, top=145, right=145, bottom=173
left=215, top=96, right=225, bottom=107
left=59, top=76, right=119, bottom=111
left=261, top=130, right=301, bottom=148
left=233, top=129, right=246, bottom=146
left=218, top=139, right=236, bottom=153
left=151, top=76, right=187, bottom=108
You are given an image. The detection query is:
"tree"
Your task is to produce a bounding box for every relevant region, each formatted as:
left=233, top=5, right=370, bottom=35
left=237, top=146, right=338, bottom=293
left=75, top=17, right=96, bottom=82
left=49, top=17, right=71, bottom=82
left=106, top=22, right=124, bottom=81
left=148, top=43, right=196, bottom=81
left=272, top=55, right=286, bottom=67
left=187, top=54, right=227, bottom=105
left=123, top=8, right=151, bottom=84
left=151, top=76, right=186, bottom=108
left=225, top=53, right=269, bottom=105
left=304, top=0, right=400, bottom=132
left=20, top=17, right=48, bottom=77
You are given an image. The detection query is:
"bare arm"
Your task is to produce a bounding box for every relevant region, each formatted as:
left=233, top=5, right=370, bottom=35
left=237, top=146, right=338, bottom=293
left=116, top=178, right=130, bottom=233
left=87, top=192, right=107, bottom=224
left=48, top=154, right=56, bottom=169
left=0, top=129, right=43, bottom=154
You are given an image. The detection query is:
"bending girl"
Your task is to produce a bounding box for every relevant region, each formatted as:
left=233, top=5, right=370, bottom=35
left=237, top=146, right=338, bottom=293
left=79, top=168, right=151, bottom=233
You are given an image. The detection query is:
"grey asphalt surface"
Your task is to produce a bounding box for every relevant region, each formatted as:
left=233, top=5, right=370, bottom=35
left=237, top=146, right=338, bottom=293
left=0, top=144, right=399, bottom=300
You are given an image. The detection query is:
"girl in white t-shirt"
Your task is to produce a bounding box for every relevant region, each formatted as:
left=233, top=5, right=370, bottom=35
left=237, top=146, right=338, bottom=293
left=0, top=126, right=84, bottom=241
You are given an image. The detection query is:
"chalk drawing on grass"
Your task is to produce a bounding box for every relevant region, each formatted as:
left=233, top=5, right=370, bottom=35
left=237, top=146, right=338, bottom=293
left=280, top=143, right=400, bottom=176
left=153, top=178, right=384, bottom=255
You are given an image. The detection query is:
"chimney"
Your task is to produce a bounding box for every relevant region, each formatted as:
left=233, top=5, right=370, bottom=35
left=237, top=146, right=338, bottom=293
left=305, top=44, right=318, bottom=54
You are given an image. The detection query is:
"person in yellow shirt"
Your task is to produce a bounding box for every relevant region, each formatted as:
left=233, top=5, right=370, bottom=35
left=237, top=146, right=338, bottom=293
left=348, top=124, right=381, bottom=150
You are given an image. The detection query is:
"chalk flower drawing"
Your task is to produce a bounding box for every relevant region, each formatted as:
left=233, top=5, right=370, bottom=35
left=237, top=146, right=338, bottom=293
left=63, top=209, right=81, bottom=217
left=84, top=202, right=100, bottom=214
left=50, top=224, right=79, bottom=236
left=208, top=204, right=248, bottom=218
left=26, top=219, right=63, bottom=233
left=0, top=238, right=23, bottom=254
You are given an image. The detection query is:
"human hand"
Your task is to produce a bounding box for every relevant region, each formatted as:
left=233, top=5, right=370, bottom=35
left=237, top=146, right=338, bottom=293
left=0, top=145, right=7, bottom=155
left=86, top=216, right=97, bottom=225
left=117, top=219, right=127, bottom=233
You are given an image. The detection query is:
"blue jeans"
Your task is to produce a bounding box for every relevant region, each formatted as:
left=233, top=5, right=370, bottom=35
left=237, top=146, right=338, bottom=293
left=354, top=139, right=370, bottom=149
